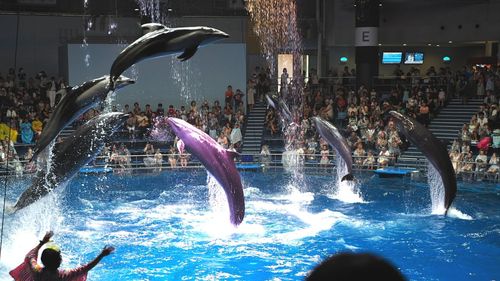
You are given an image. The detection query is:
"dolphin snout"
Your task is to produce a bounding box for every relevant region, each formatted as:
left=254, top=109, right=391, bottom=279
left=216, top=30, right=230, bottom=38
left=208, top=27, right=229, bottom=38
left=114, top=76, right=135, bottom=89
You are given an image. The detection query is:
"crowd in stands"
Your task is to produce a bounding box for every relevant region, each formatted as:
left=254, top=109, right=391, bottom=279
left=1, top=64, right=499, bottom=178
left=0, top=66, right=252, bottom=173
left=262, top=64, right=500, bottom=174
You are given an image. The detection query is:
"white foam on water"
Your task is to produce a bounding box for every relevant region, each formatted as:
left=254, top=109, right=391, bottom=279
left=444, top=207, right=473, bottom=220
left=274, top=209, right=346, bottom=242
left=273, top=183, right=315, bottom=204
left=326, top=152, right=364, bottom=203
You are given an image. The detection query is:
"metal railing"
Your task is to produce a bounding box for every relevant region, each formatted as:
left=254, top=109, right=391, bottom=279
left=1, top=152, right=497, bottom=181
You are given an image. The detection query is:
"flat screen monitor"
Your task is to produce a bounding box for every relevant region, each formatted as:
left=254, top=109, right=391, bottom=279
left=404, top=52, right=424, bottom=64
left=382, top=52, right=403, bottom=64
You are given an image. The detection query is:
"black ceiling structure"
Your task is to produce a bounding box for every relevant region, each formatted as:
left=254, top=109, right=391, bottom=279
left=0, top=0, right=320, bottom=18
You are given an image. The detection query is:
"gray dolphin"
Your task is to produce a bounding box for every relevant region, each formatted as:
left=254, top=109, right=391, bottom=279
left=167, top=117, right=245, bottom=226
left=265, top=94, right=293, bottom=125
left=313, top=116, right=354, bottom=181
left=110, top=25, right=229, bottom=84
left=389, top=111, right=457, bottom=213
left=14, top=112, right=128, bottom=211
left=31, top=75, right=134, bottom=160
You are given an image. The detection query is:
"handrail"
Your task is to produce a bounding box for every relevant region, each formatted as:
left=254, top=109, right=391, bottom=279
left=0, top=152, right=498, bottom=182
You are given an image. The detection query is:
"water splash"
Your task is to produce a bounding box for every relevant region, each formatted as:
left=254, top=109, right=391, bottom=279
left=207, top=172, right=229, bottom=217
left=327, top=150, right=364, bottom=203
left=170, top=58, right=202, bottom=105
left=0, top=190, right=64, bottom=272
left=246, top=0, right=305, bottom=192
left=82, top=0, right=90, bottom=68
left=135, top=0, right=169, bottom=24
left=149, top=116, right=174, bottom=142
left=427, top=163, right=446, bottom=214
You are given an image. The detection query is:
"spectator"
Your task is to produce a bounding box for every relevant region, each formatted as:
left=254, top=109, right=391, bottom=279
left=224, top=85, right=234, bottom=107
left=247, top=79, right=256, bottom=111
left=168, top=146, right=177, bottom=168
left=143, top=143, right=155, bottom=167
left=378, top=147, right=390, bottom=167
left=353, top=142, right=365, bottom=167
left=306, top=252, right=406, bottom=281
left=319, top=144, right=330, bottom=167
left=156, top=103, right=165, bottom=116
left=487, top=153, right=499, bottom=174
left=260, top=144, right=271, bottom=168
left=126, top=113, right=136, bottom=139
left=230, top=123, right=242, bottom=149
left=363, top=151, right=376, bottom=170
left=20, top=118, right=34, bottom=144
left=133, top=102, right=141, bottom=115
left=154, top=148, right=163, bottom=172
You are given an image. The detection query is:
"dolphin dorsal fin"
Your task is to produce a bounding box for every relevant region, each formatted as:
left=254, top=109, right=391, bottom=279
left=177, top=46, right=198, bottom=61
left=141, top=23, right=168, bottom=34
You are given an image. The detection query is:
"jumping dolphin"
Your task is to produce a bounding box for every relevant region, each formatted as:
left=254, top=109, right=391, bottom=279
left=31, top=75, right=134, bottom=160
left=313, top=116, right=354, bottom=181
left=109, top=25, right=230, bottom=84
left=14, top=112, right=129, bottom=211
left=265, top=94, right=293, bottom=125
left=389, top=111, right=457, bottom=213
left=167, top=117, right=245, bottom=226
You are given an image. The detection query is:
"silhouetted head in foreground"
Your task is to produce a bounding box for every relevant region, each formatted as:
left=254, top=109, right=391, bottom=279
left=306, top=252, right=406, bottom=281
left=41, top=247, right=62, bottom=271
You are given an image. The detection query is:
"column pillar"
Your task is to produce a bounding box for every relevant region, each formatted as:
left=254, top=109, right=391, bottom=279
left=355, top=0, right=380, bottom=90
left=485, top=41, right=493, bottom=56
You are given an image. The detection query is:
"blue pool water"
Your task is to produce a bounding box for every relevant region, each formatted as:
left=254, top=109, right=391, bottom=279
left=1, top=171, right=499, bottom=280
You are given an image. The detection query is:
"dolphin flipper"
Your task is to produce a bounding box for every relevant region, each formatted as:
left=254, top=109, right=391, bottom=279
left=177, top=46, right=198, bottom=61
left=341, top=174, right=354, bottom=182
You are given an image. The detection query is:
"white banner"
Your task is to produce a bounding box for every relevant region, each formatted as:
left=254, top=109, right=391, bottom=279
left=355, top=27, right=378, bottom=47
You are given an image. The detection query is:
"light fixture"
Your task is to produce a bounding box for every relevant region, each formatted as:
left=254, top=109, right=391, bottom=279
left=436, top=44, right=440, bottom=47
left=168, top=8, right=173, bottom=12
left=403, top=43, right=407, bottom=46
left=442, top=56, right=451, bottom=62
left=448, top=40, right=453, bottom=43
left=427, top=43, right=432, bottom=46
left=340, top=56, right=348, bottom=63
left=378, top=43, right=382, bottom=46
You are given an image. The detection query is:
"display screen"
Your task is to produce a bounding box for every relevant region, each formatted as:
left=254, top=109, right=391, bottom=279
left=404, top=52, right=424, bottom=64
left=382, top=52, right=403, bottom=64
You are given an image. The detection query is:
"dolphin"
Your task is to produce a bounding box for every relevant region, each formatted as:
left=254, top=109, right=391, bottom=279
left=14, top=112, right=129, bottom=211
left=31, top=75, right=134, bottom=160
left=141, top=23, right=166, bottom=34
left=313, top=116, right=354, bottom=181
left=265, top=94, right=293, bottom=125
left=110, top=25, right=230, bottom=84
left=167, top=117, right=245, bottom=226
left=389, top=111, right=457, bottom=213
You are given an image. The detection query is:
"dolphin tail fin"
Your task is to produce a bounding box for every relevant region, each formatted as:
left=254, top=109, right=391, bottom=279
left=177, top=46, right=198, bottom=61
left=341, top=173, right=355, bottom=182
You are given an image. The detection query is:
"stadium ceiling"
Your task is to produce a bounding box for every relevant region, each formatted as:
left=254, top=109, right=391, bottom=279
left=0, top=0, right=318, bottom=18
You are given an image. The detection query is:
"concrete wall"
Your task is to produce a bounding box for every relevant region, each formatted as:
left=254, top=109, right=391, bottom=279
left=0, top=14, right=247, bottom=79
left=326, top=45, right=485, bottom=76
left=326, top=1, right=500, bottom=46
